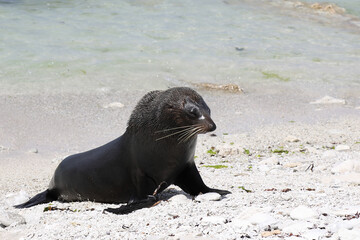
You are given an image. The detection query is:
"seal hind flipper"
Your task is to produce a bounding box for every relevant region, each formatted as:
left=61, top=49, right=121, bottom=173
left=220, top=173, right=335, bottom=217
left=104, top=195, right=158, bottom=215
left=175, top=162, right=231, bottom=196
left=14, top=189, right=58, bottom=208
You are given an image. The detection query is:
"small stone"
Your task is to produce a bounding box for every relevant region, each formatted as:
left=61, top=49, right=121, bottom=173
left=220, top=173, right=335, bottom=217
left=259, top=156, right=279, bottom=165
left=331, top=160, right=360, bottom=173
left=290, top=205, right=318, bottom=220
left=333, top=173, right=360, bottom=184
left=169, top=194, right=189, bottom=204
left=195, top=192, right=221, bottom=202
left=28, top=148, right=38, bottom=153
left=248, top=213, right=278, bottom=227
left=0, top=210, right=26, bottom=227
left=218, top=148, right=240, bottom=156
left=103, top=102, right=124, bottom=109
left=322, top=150, right=337, bottom=159
left=335, top=145, right=350, bottom=151
left=202, top=216, right=226, bottom=225
left=284, top=162, right=302, bottom=168
left=282, top=221, right=313, bottom=235
left=310, top=96, right=346, bottom=104
left=302, top=229, right=328, bottom=240
left=281, top=194, right=292, bottom=201
left=5, top=190, right=29, bottom=206
left=285, top=136, right=300, bottom=143
left=261, top=230, right=281, bottom=237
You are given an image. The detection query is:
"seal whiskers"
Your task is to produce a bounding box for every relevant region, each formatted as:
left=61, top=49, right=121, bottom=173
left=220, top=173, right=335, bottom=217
left=155, top=125, right=199, bottom=141
left=178, top=126, right=203, bottom=143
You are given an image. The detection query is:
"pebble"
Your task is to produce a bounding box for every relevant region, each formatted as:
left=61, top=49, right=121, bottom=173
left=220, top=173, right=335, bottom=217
left=5, top=190, right=29, bottom=206
left=259, top=156, right=279, bottom=165
left=195, top=192, right=221, bottom=202
left=302, top=229, right=328, bottom=240
left=310, top=96, right=346, bottom=104
left=333, top=173, right=360, bottom=184
left=169, top=194, right=189, bottom=204
left=285, top=135, right=300, bottom=142
left=322, top=150, right=337, bottom=159
left=284, top=162, right=302, bottom=168
left=201, top=216, right=226, bottom=225
left=103, top=102, right=124, bottom=109
left=290, top=205, right=318, bottom=220
left=0, top=209, right=26, bottom=227
left=331, top=160, right=360, bottom=173
left=282, top=221, right=313, bottom=235
left=248, top=212, right=278, bottom=227
left=218, top=148, right=240, bottom=156
left=28, top=148, right=38, bottom=153
left=335, top=145, right=350, bottom=151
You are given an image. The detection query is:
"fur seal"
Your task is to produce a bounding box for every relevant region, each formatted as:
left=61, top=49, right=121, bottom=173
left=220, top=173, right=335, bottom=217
left=15, top=87, right=230, bottom=214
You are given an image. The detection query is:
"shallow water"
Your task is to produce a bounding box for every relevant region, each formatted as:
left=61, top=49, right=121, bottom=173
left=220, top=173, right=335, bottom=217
left=0, top=0, right=360, bottom=95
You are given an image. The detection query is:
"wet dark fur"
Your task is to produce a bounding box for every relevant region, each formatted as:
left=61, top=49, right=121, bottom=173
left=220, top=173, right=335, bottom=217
left=15, top=87, right=230, bottom=214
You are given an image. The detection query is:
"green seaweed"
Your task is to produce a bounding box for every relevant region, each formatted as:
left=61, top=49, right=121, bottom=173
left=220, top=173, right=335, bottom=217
left=238, top=186, right=252, bottom=193
left=207, top=149, right=217, bottom=156
left=272, top=149, right=289, bottom=154
left=203, top=165, right=228, bottom=169
left=230, top=142, right=234, bottom=145
left=262, top=71, right=290, bottom=82
left=243, top=148, right=250, bottom=155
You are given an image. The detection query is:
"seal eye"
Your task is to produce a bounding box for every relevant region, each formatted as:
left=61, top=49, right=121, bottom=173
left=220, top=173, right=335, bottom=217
left=187, top=107, right=200, bottom=119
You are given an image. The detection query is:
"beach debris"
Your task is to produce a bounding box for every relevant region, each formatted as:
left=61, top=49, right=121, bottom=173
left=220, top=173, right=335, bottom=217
left=0, top=210, right=26, bottom=228
left=272, top=149, right=289, bottom=154
left=238, top=186, right=252, bottom=193
left=261, top=229, right=281, bottom=237
left=206, top=147, right=218, bottom=156
left=310, top=3, right=345, bottom=14
left=290, top=205, right=319, bottom=220
left=195, top=83, right=243, bottom=93
left=310, top=96, right=346, bottom=105
left=195, top=192, right=221, bottom=202
left=103, top=102, right=124, bottom=109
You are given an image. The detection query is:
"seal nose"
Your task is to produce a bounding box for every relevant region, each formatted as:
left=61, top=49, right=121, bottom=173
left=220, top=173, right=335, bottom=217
left=207, top=119, right=216, bottom=132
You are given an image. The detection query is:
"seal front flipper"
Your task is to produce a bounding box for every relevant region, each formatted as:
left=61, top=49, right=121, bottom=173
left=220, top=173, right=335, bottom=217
left=104, top=195, right=158, bottom=215
left=14, top=189, right=58, bottom=208
left=175, top=162, right=231, bottom=196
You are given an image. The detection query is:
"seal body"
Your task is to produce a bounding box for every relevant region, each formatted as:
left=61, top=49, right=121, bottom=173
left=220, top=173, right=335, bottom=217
left=15, top=87, right=230, bottom=212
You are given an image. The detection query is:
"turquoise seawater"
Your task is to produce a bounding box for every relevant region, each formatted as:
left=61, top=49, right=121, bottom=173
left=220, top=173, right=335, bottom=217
left=0, top=0, right=360, bottom=94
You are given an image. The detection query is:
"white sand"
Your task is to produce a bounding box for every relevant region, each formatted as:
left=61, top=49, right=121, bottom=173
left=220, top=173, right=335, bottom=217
left=1, top=90, right=360, bottom=239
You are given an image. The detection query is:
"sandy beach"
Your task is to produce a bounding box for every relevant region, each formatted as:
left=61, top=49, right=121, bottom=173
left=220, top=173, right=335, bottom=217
left=0, top=88, right=359, bottom=240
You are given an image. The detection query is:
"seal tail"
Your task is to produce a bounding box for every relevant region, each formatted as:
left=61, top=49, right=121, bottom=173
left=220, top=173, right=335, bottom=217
left=14, top=189, right=58, bottom=208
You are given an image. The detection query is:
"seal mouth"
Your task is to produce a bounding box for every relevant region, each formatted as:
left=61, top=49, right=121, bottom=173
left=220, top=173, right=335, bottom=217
left=155, top=124, right=210, bottom=143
